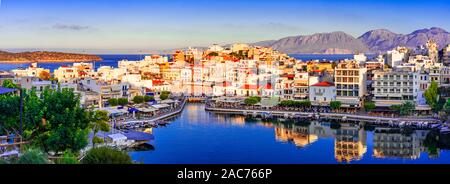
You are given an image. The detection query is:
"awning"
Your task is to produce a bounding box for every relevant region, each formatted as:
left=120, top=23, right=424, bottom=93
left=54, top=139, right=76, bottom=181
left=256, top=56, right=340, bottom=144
left=152, top=104, right=171, bottom=109
left=160, top=99, right=176, bottom=104
left=137, top=107, right=158, bottom=113
left=0, top=87, right=17, bottom=95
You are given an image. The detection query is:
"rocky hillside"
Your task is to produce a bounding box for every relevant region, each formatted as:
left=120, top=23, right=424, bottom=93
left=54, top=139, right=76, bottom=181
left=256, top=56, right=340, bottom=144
left=0, top=51, right=102, bottom=63
left=267, top=31, right=369, bottom=54
left=358, top=27, right=450, bottom=52
left=245, top=27, right=450, bottom=54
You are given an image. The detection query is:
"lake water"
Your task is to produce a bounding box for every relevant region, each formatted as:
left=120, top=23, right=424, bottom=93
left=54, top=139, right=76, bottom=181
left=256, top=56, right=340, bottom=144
left=129, top=104, right=450, bottom=164
left=0, top=54, right=361, bottom=72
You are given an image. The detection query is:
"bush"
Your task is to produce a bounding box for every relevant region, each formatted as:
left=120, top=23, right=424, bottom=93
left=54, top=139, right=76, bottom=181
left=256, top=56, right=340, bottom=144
left=364, top=101, right=376, bottom=111
left=15, top=148, right=49, bottom=164
left=108, top=98, right=119, bottom=106
left=81, top=147, right=132, bottom=164
left=132, top=96, right=145, bottom=104
left=330, top=101, right=342, bottom=110
left=279, top=100, right=311, bottom=108
left=144, top=96, right=155, bottom=102
left=0, top=159, right=9, bottom=164
left=244, top=97, right=260, bottom=105
left=118, top=98, right=129, bottom=106
left=55, top=151, right=79, bottom=164
left=160, top=91, right=171, bottom=100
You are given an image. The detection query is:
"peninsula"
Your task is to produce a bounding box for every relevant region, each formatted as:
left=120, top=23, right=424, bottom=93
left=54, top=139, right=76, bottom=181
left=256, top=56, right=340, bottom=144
left=0, top=51, right=102, bottom=63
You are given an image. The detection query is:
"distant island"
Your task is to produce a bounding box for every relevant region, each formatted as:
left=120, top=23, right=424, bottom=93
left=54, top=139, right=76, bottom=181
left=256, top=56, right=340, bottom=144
left=0, top=51, right=102, bottom=63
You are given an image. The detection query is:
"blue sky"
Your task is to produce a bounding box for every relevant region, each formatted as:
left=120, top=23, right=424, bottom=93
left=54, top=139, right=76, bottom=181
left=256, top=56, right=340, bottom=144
left=0, top=0, right=449, bottom=53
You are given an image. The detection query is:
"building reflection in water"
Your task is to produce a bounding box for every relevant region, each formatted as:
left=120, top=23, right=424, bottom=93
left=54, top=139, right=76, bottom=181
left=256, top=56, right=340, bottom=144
left=373, top=127, right=437, bottom=159
left=274, top=121, right=333, bottom=148
left=211, top=113, right=442, bottom=162
left=334, top=123, right=367, bottom=163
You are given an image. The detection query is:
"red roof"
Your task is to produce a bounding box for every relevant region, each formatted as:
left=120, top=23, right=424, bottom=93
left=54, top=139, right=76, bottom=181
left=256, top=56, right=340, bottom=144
left=152, top=80, right=165, bottom=85
left=219, top=82, right=232, bottom=87
left=78, top=71, right=88, bottom=76
left=240, top=84, right=258, bottom=90
left=311, top=81, right=335, bottom=87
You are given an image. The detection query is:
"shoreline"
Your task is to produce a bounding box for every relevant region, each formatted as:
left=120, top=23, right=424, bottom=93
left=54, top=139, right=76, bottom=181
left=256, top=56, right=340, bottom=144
left=205, top=106, right=441, bottom=126
left=0, top=60, right=103, bottom=64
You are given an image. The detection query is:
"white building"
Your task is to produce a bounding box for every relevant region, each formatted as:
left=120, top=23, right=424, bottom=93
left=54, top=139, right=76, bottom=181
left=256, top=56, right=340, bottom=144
left=386, top=49, right=406, bottom=68
left=309, top=81, right=336, bottom=106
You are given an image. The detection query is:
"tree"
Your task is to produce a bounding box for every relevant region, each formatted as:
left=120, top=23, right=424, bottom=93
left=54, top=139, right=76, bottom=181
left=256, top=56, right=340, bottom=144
left=160, top=91, right=171, bottom=100
left=364, top=101, right=376, bottom=111
left=38, top=71, right=51, bottom=80
left=0, top=94, right=20, bottom=134
left=400, top=101, right=415, bottom=116
left=15, top=148, right=49, bottom=164
left=330, top=101, right=342, bottom=110
left=244, top=97, right=259, bottom=106
left=81, top=147, right=132, bottom=164
left=89, top=110, right=110, bottom=148
left=2, top=79, right=18, bottom=89
left=132, top=96, right=145, bottom=104
left=55, top=151, right=79, bottom=164
left=118, top=98, right=129, bottom=106
left=424, top=81, right=440, bottom=112
left=391, top=101, right=415, bottom=116
left=144, top=96, right=155, bottom=102
left=33, top=88, right=91, bottom=153
left=108, top=98, right=119, bottom=106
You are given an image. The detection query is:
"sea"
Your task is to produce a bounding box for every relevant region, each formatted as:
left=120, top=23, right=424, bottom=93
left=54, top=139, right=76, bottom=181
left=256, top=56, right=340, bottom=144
left=0, top=54, right=370, bottom=72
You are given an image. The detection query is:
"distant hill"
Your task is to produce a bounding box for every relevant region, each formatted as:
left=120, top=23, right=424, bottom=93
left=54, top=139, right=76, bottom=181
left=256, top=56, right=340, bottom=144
left=358, top=27, right=450, bottom=52
left=0, top=51, right=102, bottom=63
left=269, top=31, right=369, bottom=54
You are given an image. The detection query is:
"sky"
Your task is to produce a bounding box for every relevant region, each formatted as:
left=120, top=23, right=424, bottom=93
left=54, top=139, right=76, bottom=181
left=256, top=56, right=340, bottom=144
left=0, top=0, right=449, bottom=54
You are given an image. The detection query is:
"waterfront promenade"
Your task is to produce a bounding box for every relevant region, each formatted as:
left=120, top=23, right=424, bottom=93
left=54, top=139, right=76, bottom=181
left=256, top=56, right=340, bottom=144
left=117, top=98, right=187, bottom=126
left=205, top=106, right=441, bottom=126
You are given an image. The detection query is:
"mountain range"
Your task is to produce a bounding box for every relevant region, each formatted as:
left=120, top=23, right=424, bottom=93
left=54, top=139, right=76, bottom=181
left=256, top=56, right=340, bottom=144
left=250, top=27, right=450, bottom=54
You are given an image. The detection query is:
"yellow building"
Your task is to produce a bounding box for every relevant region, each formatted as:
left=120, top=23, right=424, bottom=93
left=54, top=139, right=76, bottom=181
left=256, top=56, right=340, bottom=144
left=334, top=124, right=367, bottom=163
left=275, top=124, right=318, bottom=147
left=306, top=61, right=334, bottom=73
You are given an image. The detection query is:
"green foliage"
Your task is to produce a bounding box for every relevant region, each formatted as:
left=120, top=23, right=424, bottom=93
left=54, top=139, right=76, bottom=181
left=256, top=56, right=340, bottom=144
left=424, top=81, right=440, bottom=112
left=444, top=99, right=450, bottom=113
left=2, top=79, right=18, bottom=89
left=89, top=110, right=110, bottom=146
left=144, top=95, right=155, bottom=102
left=279, top=100, right=311, bottom=108
left=55, top=151, right=79, bottom=164
left=15, top=148, right=49, bottom=164
left=81, top=147, right=132, bottom=164
left=330, top=101, right=342, bottom=110
left=0, top=94, right=20, bottom=134
left=160, top=91, right=171, bottom=100
left=244, top=96, right=262, bottom=106
left=364, top=101, right=376, bottom=111
left=0, top=159, right=9, bottom=164
left=390, top=101, right=415, bottom=116
left=132, top=96, right=145, bottom=104
left=117, top=98, right=129, bottom=106
left=108, top=98, right=119, bottom=107
left=92, top=136, right=104, bottom=145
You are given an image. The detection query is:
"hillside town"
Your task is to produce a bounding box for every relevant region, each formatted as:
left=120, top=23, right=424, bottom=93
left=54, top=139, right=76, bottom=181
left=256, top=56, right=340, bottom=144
left=2, top=41, right=450, bottom=117
left=2, top=40, right=450, bottom=162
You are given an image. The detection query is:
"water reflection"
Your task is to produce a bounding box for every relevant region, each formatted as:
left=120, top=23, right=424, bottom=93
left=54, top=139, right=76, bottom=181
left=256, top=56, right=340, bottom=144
left=241, top=117, right=443, bottom=163
left=130, top=105, right=449, bottom=164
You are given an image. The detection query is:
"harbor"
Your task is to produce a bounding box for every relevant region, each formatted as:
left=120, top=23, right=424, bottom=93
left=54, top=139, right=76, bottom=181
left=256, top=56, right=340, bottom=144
left=128, top=103, right=450, bottom=164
